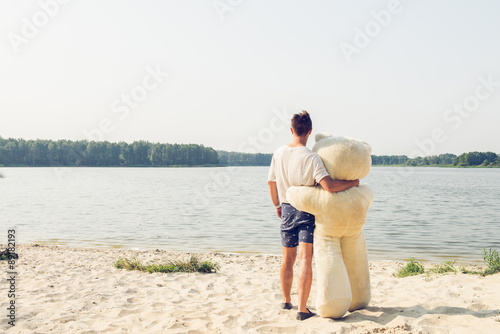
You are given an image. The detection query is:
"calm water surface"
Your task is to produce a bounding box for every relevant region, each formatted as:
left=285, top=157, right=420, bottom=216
left=1, top=166, right=499, bottom=263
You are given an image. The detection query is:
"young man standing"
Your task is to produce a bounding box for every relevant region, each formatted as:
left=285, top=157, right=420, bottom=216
left=267, top=111, right=359, bottom=321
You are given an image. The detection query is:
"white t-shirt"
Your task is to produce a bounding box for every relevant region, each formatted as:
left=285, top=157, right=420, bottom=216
left=268, top=145, right=330, bottom=204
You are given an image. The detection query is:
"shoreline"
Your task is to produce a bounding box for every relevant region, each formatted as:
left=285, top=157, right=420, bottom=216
left=1, top=244, right=499, bottom=333
left=11, top=240, right=491, bottom=265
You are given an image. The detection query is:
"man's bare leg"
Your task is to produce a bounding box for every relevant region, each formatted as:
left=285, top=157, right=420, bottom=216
left=281, top=246, right=297, bottom=303
left=297, top=242, right=314, bottom=313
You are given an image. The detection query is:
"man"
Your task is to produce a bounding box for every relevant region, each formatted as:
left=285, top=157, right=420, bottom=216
left=267, top=111, right=359, bottom=321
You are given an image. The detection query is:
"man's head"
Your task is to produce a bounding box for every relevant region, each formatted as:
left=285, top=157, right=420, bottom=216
left=291, top=110, right=312, bottom=137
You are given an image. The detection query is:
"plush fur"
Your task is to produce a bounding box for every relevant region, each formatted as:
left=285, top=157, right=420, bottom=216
left=286, top=134, right=374, bottom=319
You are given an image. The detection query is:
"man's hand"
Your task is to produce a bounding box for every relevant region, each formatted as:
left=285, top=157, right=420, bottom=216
left=319, top=176, right=359, bottom=193
left=268, top=180, right=282, bottom=218
left=276, top=207, right=282, bottom=218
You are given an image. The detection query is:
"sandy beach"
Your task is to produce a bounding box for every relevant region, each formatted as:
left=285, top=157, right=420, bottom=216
left=1, top=244, right=499, bottom=334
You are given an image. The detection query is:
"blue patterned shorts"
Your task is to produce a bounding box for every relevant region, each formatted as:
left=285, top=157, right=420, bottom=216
left=280, top=203, right=315, bottom=248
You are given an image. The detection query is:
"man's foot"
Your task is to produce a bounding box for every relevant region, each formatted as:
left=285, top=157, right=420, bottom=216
left=296, top=308, right=316, bottom=321
left=281, top=302, right=293, bottom=310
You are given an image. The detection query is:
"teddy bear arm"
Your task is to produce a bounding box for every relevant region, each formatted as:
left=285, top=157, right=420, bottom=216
left=286, top=185, right=324, bottom=216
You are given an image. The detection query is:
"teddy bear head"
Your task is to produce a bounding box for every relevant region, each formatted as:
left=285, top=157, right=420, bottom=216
left=313, top=133, right=372, bottom=181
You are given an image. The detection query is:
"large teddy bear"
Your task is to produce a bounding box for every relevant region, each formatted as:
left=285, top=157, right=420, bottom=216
left=286, top=133, right=374, bottom=319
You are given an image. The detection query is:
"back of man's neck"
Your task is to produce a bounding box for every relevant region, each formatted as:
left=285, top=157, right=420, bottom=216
left=288, top=137, right=308, bottom=147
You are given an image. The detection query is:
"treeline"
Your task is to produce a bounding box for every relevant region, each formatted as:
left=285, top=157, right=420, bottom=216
left=0, top=137, right=498, bottom=168
left=372, top=153, right=457, bottom=166
left=221, top=151, right=500, bottom=167
left=453, top=151, right=499, bottom=167
left=0, top=137, right=218, bottom=167
left=372, top=152, right=500, bottom=167
left=217, top=151, right=272, bottom=166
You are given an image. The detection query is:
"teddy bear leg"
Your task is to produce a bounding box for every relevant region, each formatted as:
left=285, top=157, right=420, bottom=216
left=314, top=234, right=352, bottom=319
left=341, top=230, right=371, bottom=312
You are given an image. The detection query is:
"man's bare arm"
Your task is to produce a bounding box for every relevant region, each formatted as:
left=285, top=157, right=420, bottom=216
left=318, top=176, right=359, bottom=193
left=267, top=180, right=282, bottom=218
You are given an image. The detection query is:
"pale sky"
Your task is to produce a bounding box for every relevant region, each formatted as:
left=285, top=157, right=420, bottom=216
left=1, top=0, right=499, bottom=156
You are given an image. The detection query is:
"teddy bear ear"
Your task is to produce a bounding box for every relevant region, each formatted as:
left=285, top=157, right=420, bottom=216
left=361, top=141, right=373, bottom=155
left=315, top=132, right=332, bottom=142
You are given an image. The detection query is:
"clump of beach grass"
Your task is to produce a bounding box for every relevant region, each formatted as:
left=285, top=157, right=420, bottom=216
left=459, top=264, right=481, bottom=275
left=395, top=258, right=425, bottom=278
left=397, top=248, right=500, bottom=278
left=114, top=255, right=220, bottom=274
left=114, top=257, right=144, bottom=271
left=482, top=248, right=500, bottom=276
left=460, top=248, right=500, bottom=276
left=429, top=260, right=458, bottom=274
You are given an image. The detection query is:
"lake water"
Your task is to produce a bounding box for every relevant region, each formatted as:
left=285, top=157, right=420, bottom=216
left=1, top=166, right=499, bottom=263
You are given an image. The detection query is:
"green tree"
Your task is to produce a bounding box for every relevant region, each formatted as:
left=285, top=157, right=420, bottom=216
left=132, top=141, right=150, bottom=165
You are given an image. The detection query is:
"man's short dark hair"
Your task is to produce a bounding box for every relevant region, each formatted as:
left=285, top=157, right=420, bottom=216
left=291, top=110, right=312, bottom=136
